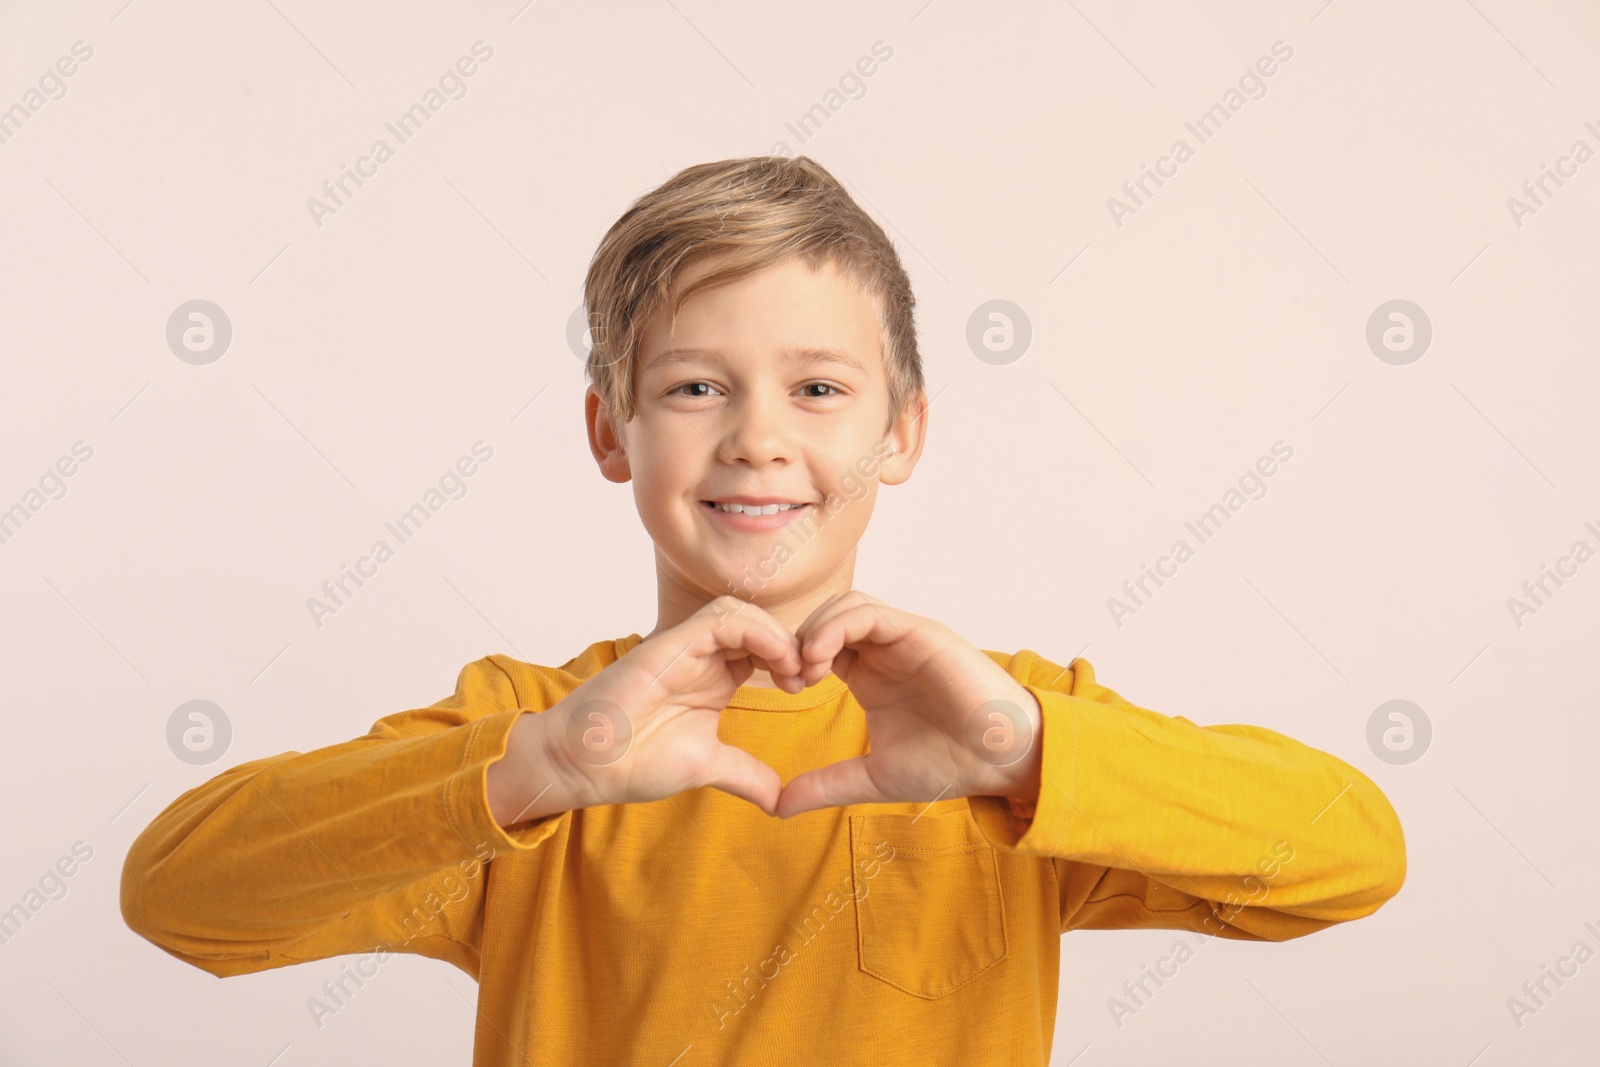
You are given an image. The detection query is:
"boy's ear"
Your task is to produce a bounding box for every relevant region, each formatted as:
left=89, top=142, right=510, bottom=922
left=585, top=387, right=632, bottom=483
left=877, top=389, right=929, bottom=487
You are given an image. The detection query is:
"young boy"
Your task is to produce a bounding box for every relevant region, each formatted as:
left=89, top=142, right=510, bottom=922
left=121, top=156, right=1406, bottom=1066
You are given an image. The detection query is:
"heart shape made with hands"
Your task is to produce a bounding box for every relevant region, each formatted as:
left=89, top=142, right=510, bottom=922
left=764, top=590, right=1044, bottom=820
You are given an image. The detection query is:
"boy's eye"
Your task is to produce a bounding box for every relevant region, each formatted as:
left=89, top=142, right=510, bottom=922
left=666, top=382, right=843, bottom=399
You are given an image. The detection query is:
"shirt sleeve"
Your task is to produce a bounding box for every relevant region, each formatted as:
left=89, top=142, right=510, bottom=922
left=119, top=656, right=569, bottom=979
left=967, top=653, right=1407, bottom=943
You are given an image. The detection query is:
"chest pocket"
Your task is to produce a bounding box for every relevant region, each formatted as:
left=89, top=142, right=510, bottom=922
left=848, top=806, right=1009, bottom=999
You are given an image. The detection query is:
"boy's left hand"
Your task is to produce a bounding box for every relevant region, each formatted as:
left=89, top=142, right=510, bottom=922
left=774, top=590, right=1044, bottom=819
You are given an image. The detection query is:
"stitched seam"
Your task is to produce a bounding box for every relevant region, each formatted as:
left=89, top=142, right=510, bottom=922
left=884, top=843, right=993, bottom=857
left=486, top=654, right=521, bottom=706
left=443, top=717, right=484, bottom=853
left=855, top=831, right=1007, bottom=999
left=1081, top=891, right=1213, bottom=915
left=859, top=953, right=1006, bottom=999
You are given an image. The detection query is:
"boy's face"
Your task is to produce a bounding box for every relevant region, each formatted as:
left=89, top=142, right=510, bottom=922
left=586, top=252, right=926, bottom=624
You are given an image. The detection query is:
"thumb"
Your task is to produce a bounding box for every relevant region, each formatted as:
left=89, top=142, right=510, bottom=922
left=775, top=756, right=881, bottom=819
left=703, top=741, right=784, bottom=816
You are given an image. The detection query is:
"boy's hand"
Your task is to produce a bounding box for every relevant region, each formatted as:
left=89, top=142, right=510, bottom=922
left=504, top=596, right=806, bottom=820
left=774, top=590, right=1043, bottom=819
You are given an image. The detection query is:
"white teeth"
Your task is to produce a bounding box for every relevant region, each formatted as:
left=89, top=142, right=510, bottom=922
left=713, top=502, right=805, bottom=515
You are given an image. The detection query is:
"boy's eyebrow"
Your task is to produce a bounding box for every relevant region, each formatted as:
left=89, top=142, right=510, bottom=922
left=643, top=346, right=866, bottom=375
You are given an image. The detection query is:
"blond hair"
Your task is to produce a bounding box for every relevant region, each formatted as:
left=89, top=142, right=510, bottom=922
left=582, top=155, right=924, bottom=432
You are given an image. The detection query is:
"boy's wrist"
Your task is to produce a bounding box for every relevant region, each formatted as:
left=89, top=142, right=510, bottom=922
left=982, top=689, right=1044, bottom=805
left=488, top=708, right=589, bottom=828
left=985, top=743, right=1042, bottom=808
left=534, top=700, right=608, bottom=813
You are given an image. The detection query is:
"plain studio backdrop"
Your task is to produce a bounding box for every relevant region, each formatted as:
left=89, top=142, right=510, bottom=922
left=1, top=0, right=1597, bottom=1063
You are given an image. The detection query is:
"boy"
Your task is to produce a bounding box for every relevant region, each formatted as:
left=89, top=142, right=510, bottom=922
left=121, top=155, right=1406, bottom=1065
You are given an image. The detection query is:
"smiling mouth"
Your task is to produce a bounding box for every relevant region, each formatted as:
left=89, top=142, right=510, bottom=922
left=701, top=500, right=812, bottom=515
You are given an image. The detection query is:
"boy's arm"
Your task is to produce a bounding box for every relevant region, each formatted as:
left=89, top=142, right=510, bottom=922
left=120, top=656, right=566, bottom=979
left=967, top=653, right=1407, bottom=943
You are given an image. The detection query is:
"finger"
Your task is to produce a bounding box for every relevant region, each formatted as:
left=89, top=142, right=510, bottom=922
left=704, top=741, right=784, bottom=816
left=798, top=601, right=912, bottom=682
left=793, top=590, right=866, bottom=648
left=699, top=597, right=802, bottom=679
left=792, top=592, right=872, bottom=684
left=793, top=590, right=850, bottom=630
left=802, top=646, right=857, bottom=688
left=775, top=756, right=882, bottom=818
left=743, top=653, right=805, bottom=693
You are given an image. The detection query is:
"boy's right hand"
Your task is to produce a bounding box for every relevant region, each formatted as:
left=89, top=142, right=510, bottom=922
left=487, top=597, right=805, bottom=824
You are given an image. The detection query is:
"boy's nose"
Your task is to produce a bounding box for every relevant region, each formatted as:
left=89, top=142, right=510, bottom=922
left=721, top=399, right=796, bottom=466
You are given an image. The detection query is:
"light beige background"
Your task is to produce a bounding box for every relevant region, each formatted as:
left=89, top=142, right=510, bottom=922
left=2, top=0, right=1597, bottom=1063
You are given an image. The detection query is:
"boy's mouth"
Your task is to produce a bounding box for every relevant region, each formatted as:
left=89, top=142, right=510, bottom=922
left=701, top=499, right=812, bottom=516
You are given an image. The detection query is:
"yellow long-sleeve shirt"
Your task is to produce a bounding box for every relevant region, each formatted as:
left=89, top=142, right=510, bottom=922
left=121, top=634, right=1406, bottom=1065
